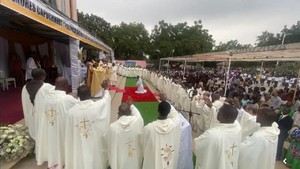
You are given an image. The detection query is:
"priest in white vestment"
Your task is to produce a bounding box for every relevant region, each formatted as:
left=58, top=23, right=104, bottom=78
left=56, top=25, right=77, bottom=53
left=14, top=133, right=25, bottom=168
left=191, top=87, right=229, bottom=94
left=135, top=76, right=147, bottom=94
left=191, top=94, right=205, bottom=136
left=177, top=114, right=194, bottom=169
left=21, top=68, right=54, bottom=140
left=141, top=95, right=181, bottom=169
left=202, top=93, right=224, bottom=129
left=36, top=77, right=78, bottom=169
left=238, top=108, right=279, bottom=169
left=176, top=85, right=186, bottom=110
left=238, top=104, right=260, bottom=140
left=110, top=63, right=118, bottom=86
left=25, top=57, right=37, bottom=81
left=65, top=81, right=111, bottom=169
left=107, top=97, right=144, bottom=169
left=194, top=103, right=242, bottom=169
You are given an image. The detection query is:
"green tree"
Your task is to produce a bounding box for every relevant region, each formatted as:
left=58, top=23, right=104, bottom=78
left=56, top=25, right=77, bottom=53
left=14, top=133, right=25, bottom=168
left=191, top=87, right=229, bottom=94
left=214, top=39, right=252, bottom=51
left=281, top=22, right=300, bottom=44
left=256, top=31, right=281, bottom=47
left=150, top=20, right=214, bottom=60
left=77, top=11, right=113, bottom=46
left=112, top=22, right=151, bottom=60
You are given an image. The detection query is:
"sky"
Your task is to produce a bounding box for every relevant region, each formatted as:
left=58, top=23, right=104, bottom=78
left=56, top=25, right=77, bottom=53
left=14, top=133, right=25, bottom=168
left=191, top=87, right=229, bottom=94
left=77, top=0, right=300, bottom=45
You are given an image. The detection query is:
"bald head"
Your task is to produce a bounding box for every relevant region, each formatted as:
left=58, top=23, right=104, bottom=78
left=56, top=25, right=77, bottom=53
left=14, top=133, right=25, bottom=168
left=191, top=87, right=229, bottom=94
left=55, top=77, right=68, bottom=91
left=32, top=68, right=46, bottom=81
left=118, top=103, right=131, bottom=117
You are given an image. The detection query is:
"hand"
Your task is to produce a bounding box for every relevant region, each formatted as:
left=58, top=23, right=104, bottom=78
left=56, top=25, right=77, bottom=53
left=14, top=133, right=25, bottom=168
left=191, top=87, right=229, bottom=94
left=101, top=80, right=109, bottom=90
left=127, top=97, right=133, bottom=106
left=234, top=97, right=241, bottom=109
left=159, top=93, right=167, bottom=102
left=203, top=97, right=212, bottom=108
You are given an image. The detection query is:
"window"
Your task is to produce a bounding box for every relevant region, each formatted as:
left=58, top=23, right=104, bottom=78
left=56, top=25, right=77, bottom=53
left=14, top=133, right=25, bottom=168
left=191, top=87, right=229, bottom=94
left=41, top=0, right=58, bottom=9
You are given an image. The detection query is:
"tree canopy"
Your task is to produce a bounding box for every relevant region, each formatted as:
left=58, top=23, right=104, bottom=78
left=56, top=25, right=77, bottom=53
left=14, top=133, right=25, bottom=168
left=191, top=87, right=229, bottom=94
left=214, top=40, right=252, bottom=52
left=111, top=22, right=151, bottom=60
left=78, top=11, right=214, bottom=61
left=256, top=21, right=300, bottom=47
left=150, top=20, right=214, bottom=60
left=77, top=10, right=300, bottom=62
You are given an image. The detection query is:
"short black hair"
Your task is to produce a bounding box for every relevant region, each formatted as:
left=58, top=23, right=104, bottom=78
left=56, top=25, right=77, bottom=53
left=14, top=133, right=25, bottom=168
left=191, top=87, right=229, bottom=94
left=158, top=101, right=171, bottom=117
left=77, top=85, right=91, bottom=101
left=219, top=104, right=238, bottom=122
left=257, top=107, right=277, bottom=126
left=32, top=68, right=46, bottom=80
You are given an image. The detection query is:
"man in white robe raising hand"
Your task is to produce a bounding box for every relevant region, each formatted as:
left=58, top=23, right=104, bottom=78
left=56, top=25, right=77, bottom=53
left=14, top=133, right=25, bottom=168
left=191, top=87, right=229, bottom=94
left=238, top=107, right=279, bottom=169
left=141, top=93, right=181, bottom=169
left=36, top=77, right=78, bottom=169
left=194, top=102, right=241, bottom=169
left=65, top=80, right=111, bottom=169
left=107, top=97, right=144, bottom=169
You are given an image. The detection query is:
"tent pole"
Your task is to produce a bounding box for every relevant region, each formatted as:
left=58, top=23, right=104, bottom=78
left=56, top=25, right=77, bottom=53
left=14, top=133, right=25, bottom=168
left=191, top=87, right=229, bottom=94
left=224, top=57, right=232, bottom=97
left=260, top=61, right=264, bottom=77
left=167, top=60, right=170, bottom=73
left=159, top=59, right=162, bottom=71
left=183, top=59, right=187, bottom=79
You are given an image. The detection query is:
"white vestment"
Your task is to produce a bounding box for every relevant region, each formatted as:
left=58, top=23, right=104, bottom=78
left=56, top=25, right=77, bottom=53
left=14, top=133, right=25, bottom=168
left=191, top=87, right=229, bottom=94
left=202, top=100, right=224, bottom=130
left=238, top=123, right=279, bottom=169
left=194, top=121, right=242, bottom=169
left=107, top=105, right=144, bottom=169
left=36, top=90, right=78, bottom=168
left=177, top=114, right=193, bottom=169
left=64, top=90, right=111, bottom=169
left=192, top=98, right=205, bottom=136
left=157, top=76, right=164, bottom=92
left=21, top=83, right=54, bottom=140
left=141, top=105, right=181, bottom=169
left=177, top=87, right=186, bottom=110
left=238, top=109, right=260, bottom=140
left=110, top=66, right=118, bottom=85
left=25, top=57, right=37, bottom=80
left=136, top=78, right=146, bottom=94
left=173, top=85, right=181, bottom=104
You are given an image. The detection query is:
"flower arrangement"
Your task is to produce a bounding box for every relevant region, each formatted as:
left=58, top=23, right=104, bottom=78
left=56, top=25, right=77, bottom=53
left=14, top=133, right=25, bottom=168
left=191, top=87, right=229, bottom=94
left=0, top=124, right=34, bottom=161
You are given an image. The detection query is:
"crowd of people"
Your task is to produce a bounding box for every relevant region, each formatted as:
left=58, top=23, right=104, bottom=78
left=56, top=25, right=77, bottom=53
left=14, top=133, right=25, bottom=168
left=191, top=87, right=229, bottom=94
left=20, top=62, right=300, bottom=169
left=118, top=65, right=300, bottom=169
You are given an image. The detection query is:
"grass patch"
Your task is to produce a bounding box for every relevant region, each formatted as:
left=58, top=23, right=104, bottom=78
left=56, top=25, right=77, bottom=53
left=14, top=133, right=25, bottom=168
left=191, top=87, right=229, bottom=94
left=134, top=102, right=159, bottom=125
left=125, top=78, right=146, bottom=87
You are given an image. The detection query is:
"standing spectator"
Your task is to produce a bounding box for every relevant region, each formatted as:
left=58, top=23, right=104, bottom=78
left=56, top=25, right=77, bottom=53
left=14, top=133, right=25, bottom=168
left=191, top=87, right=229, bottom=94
left=276, top=103, right=294, bottom=161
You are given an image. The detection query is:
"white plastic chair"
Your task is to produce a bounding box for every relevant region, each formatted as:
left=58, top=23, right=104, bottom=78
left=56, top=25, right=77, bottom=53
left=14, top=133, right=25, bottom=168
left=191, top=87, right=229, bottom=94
left=5, top=77, right=16, bottom=90
left=0, top=71, right=5, bottom=91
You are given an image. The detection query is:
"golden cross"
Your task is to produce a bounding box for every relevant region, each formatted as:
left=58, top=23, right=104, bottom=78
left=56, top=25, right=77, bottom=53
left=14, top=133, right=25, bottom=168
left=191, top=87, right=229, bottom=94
left=48, top=108, right=56, bottom=117
left=47, top=108, right=56, bottom=126
left=230, top=144, right=237, bottom=156
left=80, top=118, right=89, bottom=128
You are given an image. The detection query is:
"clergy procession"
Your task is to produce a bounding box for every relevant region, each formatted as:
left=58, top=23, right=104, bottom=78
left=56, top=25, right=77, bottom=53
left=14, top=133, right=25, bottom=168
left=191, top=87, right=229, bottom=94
left=18, top=57, right=300, bottom=169
left=118, top=65, right=300, bottom=169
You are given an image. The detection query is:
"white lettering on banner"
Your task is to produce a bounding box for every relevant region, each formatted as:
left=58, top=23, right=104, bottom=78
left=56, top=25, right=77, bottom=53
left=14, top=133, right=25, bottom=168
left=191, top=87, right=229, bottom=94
left=9, top=0, right=111, bottom=51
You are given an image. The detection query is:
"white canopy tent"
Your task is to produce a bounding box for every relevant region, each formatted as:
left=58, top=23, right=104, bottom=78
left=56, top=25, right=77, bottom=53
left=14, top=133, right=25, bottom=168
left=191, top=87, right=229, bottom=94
left=159, top=43, right=300, bottom=96
left=160, top=43, right=300, bottom=63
